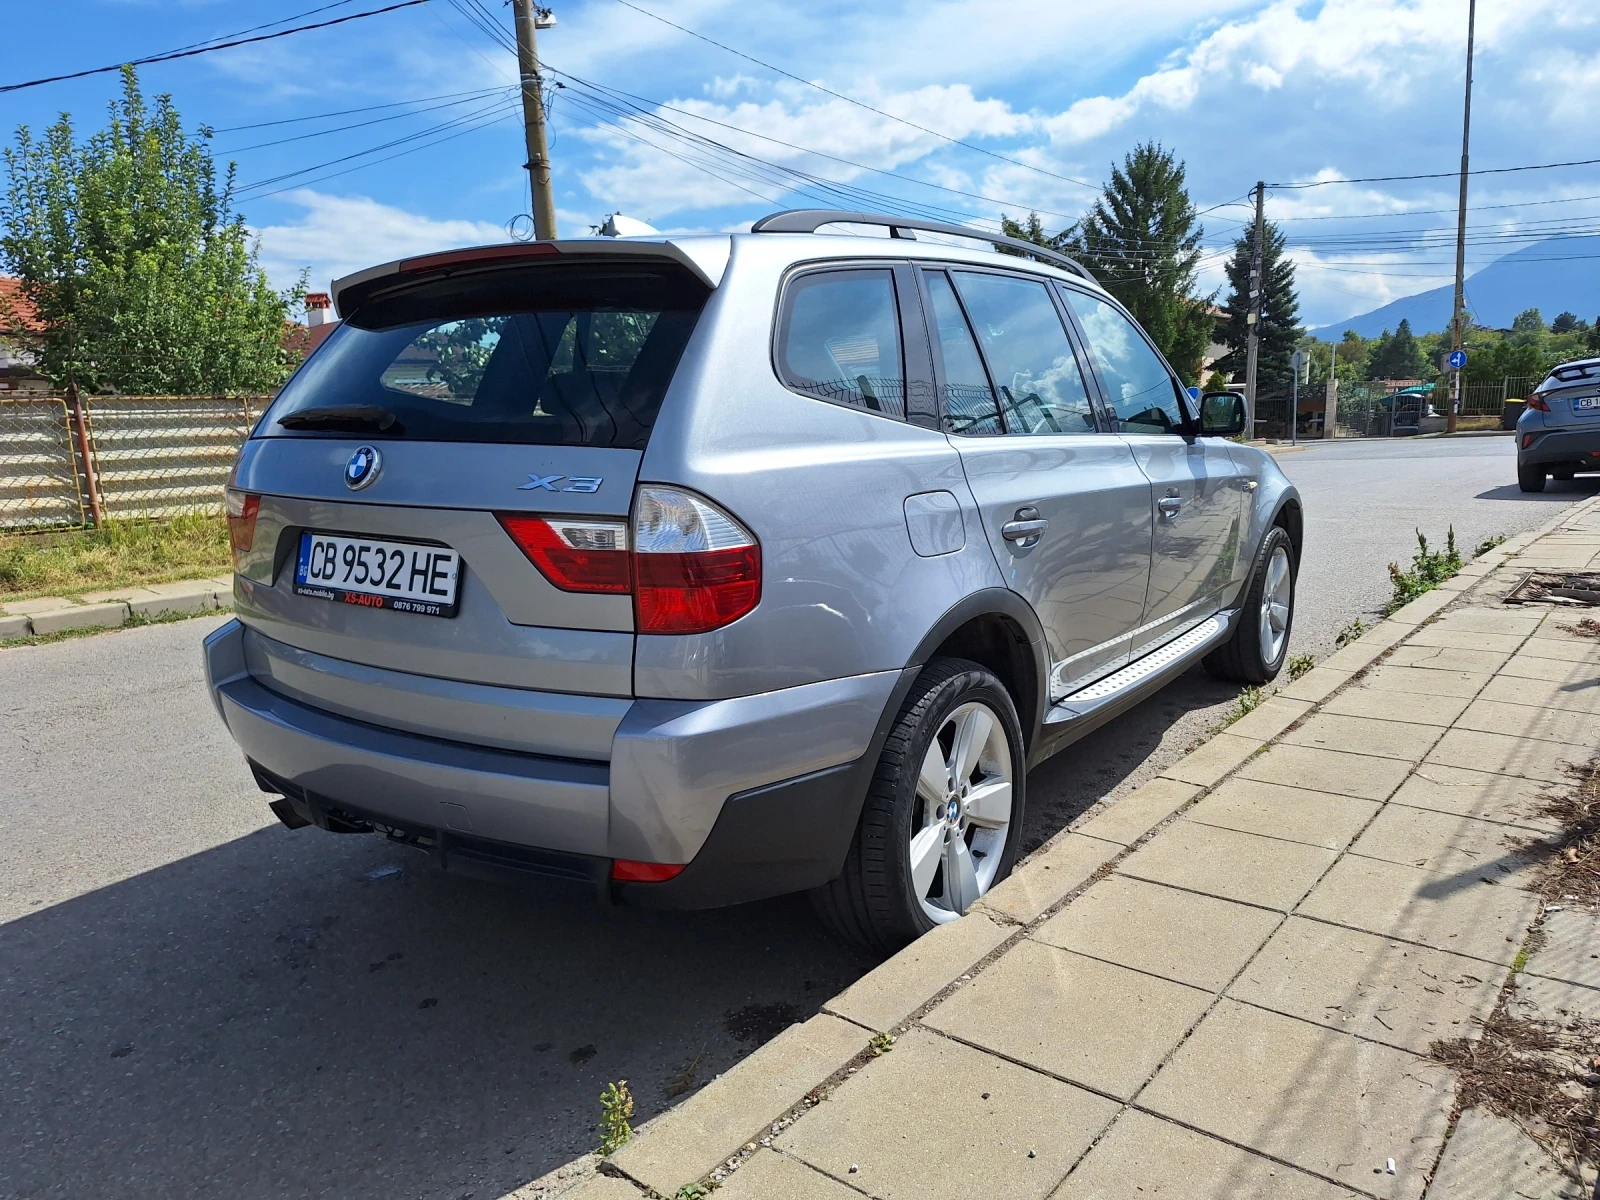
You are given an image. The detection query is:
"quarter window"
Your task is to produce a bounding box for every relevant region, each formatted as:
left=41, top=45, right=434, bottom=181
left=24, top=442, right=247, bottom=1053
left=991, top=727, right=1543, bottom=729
left=951, top=271, right=1097, bottom=435
left=776, top=269, right=906, bottom=419
left=922, top=270, right=1002, bottom=436
left=1059, top=289, right=1184, bottom=435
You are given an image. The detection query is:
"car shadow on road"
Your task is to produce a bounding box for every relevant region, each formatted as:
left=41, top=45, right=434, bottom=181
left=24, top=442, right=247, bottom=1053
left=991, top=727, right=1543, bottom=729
left=0, top=824, right=878, bottom=1199
left=0, top=681, right=1233, bottom=1200
left=1476, top=478, right=1600, bottom=502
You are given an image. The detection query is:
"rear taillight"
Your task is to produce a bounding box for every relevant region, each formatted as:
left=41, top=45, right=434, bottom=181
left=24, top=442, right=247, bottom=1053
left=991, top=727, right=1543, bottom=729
left=497, top=486, right=761, bottom=633
left=496, top=515, right=630, bottom=593
left=224, top=488, right=259, bottom=568
left=1526, top=394, right=1551, bottom=412
left=632, top=486, right=761, bottom=634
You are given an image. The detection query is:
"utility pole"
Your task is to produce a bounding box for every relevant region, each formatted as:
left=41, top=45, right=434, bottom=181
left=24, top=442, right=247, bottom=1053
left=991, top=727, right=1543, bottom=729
left=513, top=1, right=558, bottom=240
left=1447, top=0, right=1476, bottom=435
left=1243, top=180, right=1266, bottom=440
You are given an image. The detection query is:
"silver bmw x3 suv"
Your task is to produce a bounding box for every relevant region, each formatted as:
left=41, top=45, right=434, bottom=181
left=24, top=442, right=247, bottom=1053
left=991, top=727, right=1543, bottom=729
left=204, top=209, right=1303, bottom=950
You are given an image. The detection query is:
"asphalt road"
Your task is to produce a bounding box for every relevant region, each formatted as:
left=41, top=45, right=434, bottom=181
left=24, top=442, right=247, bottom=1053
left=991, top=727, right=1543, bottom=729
left=1, top=434, right=1591, bottom=1199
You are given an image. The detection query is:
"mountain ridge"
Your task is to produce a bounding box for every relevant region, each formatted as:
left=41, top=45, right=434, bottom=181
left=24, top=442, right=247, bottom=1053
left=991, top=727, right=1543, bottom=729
left=1308, top=235, right=1600, bottom=338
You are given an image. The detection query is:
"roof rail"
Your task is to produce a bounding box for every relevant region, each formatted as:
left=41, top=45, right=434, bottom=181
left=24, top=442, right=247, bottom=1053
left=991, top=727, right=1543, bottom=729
left=750, top=209, right=1096, bottom=283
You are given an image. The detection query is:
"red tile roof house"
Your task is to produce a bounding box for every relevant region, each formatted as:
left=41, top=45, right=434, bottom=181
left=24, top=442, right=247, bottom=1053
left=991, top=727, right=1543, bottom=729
left=282, top=291, right=340, bottom=363
left=0, top=276, right=50, bottom=395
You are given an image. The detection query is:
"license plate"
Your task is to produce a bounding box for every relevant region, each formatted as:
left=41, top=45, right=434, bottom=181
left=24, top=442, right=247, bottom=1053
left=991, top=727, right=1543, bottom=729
left=1576, top=396, right=1600, bottom=411
left=295, top=532, right=461, bottom=617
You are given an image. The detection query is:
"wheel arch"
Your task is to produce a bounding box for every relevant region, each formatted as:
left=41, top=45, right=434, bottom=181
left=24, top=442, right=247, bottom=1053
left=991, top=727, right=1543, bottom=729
left=904, top=588, right=1048, bottom=755
left=1272, top=495, right=1304, bottom=567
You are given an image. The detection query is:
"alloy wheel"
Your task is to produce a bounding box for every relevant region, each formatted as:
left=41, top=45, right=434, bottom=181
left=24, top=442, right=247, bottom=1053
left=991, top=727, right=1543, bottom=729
left=909, top=701, right=1013, bottom=923
left=1257, top=544, right=1293, bottom=666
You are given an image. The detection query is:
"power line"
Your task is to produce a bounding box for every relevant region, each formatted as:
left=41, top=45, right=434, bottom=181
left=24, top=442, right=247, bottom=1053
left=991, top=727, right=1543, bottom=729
left=0, top=0, right=433, bottom=94
left=235, top=93, right=517, bottom=197
left=609, top=0, right=1099, bottom=193
left=1268, top=156, right=1600, bottom=189
left=1272, top=193, right=1600, bottom=222
left=160, top=1, right=364, bottom=57
left=216, top=86, right=515, bottom=153
left=213, top=86, right=507, bottom=132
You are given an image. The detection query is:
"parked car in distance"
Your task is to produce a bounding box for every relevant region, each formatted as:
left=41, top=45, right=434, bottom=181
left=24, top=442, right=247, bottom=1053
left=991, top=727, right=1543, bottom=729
left=204, top=209, right=1303, bottom=951
left=1517, top=357, right=1600, bottom=491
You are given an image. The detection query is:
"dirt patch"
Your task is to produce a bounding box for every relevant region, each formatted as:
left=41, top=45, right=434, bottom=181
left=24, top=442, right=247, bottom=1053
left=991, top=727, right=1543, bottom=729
left=1562, top=618, right=1600, bottom=641
left=1535, top=761, right=1600, bottom=905
left=1433, top=1009, right=1600, bottom=1182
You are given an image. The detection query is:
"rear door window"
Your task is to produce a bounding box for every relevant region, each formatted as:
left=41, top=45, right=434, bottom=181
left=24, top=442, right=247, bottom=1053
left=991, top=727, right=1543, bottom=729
left=921, top=269, right=1002, bottom=436
left=951, top=271, right=1098, bottom=435
left=775, top=269, right=906, bottom=419
left=263, top=264, right=706, bottom=448
left=1059, top=288, right=1185, bottom=435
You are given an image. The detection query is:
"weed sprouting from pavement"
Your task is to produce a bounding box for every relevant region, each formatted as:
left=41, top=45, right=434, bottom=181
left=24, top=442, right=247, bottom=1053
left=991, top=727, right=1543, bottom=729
left=1474, top=533, right=1507, bottom=557
left=1387, top=527, right=1463, bottom=612
left=869, top=1032, right=896, bottom=1057
left=1287, top=654, right=1315, bottom=680
left=1334, top=618, right=1368, bottom=648
left=598, top=1080, right=634, bottom=1156
left=1220, top=686, right=1263, bottom=728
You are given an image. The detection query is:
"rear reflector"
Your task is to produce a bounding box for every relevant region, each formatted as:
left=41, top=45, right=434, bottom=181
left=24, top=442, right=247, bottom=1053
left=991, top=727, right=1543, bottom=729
left=1523, top=434, right=1535, bottom=449
left=611, top=859, right=686, bottom=883
left=497, top=514, right=630, bottom=593
left=225, top=488, right=259, bottom=567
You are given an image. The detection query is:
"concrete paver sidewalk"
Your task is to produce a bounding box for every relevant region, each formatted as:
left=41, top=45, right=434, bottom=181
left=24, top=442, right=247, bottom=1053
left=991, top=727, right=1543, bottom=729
left=544, top=502, right=1600, bottom=1200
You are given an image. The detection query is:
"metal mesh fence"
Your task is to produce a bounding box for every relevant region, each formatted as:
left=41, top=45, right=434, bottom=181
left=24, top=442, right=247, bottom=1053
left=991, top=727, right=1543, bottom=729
left=0, top=397, right=85, bottom=529
left=84, top=395, right=262, bottom=521
left=0, top=394, right=268, bottom=531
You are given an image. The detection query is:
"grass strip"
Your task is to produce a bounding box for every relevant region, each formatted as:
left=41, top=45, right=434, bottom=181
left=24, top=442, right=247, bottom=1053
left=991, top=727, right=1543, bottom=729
left=0, top=514, right=230, bottom=602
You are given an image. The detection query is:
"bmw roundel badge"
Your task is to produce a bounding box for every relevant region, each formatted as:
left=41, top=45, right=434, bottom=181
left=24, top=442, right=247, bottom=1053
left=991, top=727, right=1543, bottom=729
left=345, top=445, right=382, bottom=491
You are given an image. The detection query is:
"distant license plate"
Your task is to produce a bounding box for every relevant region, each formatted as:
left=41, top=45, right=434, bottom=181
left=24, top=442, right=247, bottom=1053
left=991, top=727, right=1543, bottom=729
left=1576, top=396, right=1600, bottom=411
left=294, top=532, right=460, bottom=617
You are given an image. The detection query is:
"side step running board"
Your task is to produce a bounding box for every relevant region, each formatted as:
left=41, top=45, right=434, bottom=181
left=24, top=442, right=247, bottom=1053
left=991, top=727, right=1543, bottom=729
left=1044, top=613, right=1235, bottom=728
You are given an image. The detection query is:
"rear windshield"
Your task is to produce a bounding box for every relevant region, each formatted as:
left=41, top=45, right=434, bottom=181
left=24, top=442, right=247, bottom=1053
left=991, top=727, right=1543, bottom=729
left=262, top=263, right=707, bottom=448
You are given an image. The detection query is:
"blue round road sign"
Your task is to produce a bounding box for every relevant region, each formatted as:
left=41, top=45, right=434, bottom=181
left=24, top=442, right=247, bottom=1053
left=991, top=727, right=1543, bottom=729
left=1448, top=349, right=1468, bottom=370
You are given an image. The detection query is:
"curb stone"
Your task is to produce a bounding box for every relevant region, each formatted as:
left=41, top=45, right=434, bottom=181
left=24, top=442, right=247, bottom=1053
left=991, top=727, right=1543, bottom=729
left=0, top=575, right=232, bottom=640
left=537, top=492, right=1600, bottom=1200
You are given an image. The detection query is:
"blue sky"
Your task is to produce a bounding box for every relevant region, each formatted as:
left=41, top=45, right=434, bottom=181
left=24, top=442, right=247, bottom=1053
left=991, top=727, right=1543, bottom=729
left=3, top=0, right=1598, bottom=328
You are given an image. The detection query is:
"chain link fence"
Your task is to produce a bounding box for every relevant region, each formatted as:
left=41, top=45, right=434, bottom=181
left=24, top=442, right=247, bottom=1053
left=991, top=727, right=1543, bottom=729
left=0, top=394, right=267, bottom=531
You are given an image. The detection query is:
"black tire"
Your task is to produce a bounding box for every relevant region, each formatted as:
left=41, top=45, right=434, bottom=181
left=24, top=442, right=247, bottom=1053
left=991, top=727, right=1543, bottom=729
left=811, top=658, right=1026, bottom=952
left=1518, top=463, right=1547, bottom=493
left=1205, top=525, right=1296, bottom=685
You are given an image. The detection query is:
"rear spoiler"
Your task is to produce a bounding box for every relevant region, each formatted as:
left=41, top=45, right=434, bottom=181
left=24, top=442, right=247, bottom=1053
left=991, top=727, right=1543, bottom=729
left=330, top=236, right=732, bottom=317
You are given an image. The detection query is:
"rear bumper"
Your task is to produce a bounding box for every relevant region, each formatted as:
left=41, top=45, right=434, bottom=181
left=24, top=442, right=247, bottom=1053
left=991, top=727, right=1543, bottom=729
left=1518, top=427, right=1600, bottom=468
left=203, top=619, right=900, bottom=906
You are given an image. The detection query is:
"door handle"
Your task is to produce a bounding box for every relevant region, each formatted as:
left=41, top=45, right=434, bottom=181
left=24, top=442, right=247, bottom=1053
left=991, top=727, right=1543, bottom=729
left=1002, top=519, right=1049, bottom=542
left=1158, top=497, right=1184, bottom=519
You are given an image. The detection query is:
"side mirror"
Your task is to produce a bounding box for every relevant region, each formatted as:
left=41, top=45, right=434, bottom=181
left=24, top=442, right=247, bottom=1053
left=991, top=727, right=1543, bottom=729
left=1199, top=391, right=1247, bottom=437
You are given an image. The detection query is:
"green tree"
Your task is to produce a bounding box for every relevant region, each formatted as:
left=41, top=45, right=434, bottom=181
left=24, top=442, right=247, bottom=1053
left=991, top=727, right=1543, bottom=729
left=1510, top=308, right=1545, bottom=334
left=0, top=67, right=302, bottom=394
left=1215, top=221, right=1300, bottom=393
left=1010, top=143, right=1212, bottom=384
left=1552, top=311, right=1579, bottom=334
left=1367, top=319, right=1425, bottom=379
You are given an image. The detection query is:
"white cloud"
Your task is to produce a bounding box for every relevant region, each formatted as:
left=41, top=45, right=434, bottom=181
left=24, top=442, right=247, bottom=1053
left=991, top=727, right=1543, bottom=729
left=254, top=190, right=508, bottom=294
